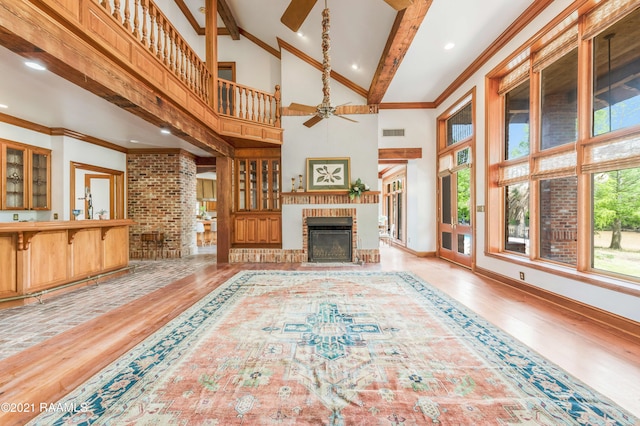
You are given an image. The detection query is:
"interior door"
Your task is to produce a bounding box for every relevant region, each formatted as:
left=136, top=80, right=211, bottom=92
left=85, top=174, right=112, bottom=219
left=438, top=167, right=472, bottom=267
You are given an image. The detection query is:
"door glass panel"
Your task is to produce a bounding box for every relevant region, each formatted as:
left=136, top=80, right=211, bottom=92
left=249, top=160, right=257, bottom=210
left=31, top=152, right=48, bottom=208
left=397, top=192, right=403, bottom=241
left=442, top=232, right=452, bottom=250
left=457, top=234, right=471, bottom=255
left=442, top=175, right=451, bottom=224
left=457, top=168, right=471, bottom=225
left=238, top=160, right=246, bottom=210
left=261, top=160, right=269, bottom=210
left=272, top=160, right=280, bottom=210
left=5, top=148, right=25, bottom=208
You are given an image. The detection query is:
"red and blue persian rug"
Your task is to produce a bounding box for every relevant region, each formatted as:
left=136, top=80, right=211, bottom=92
left=30, top=271, right=638, bottom=425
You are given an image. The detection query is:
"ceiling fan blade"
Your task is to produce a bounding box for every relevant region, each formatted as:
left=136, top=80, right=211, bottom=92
left=383, top=0, right=413, bottom=10
left=303, top=114, right=324, bottom=127
left=289, top=102, right=318, bottom=114
left=281, top=0, right=318, bottom=32
left=335, top=114, right=358, bottom=123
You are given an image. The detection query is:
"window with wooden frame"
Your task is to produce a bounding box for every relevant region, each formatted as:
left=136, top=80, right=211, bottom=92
left=486, top=0, right=640, bottom=283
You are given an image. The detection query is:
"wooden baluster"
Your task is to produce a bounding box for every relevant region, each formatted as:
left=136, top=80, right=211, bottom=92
left=274, top=85, right=281, bottom=127
left=162, top=25, right=176, bottom=67
left=217, top=80, right=222, bottom=114
left=240, top=87, right=246, bottom=119
left=226, top=82, right=232, bottom=115
left=101, top=0, right=112, bottom=15
left=156, top=14, right=163, bottom=59
left=145, top=6, right=158, bottom=55
left=132, top=0, right=140, bottom=39
left=112, top=0, right=122, bottom=22
left=138, top=0, right=149, bottom=43
left=251, top=89, right=256, bottom=121
left=123, top=0, right=131, bottom=30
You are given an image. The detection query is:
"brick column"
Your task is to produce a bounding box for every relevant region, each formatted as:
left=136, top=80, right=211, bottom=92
left=127, top=150, right=197, bottom=259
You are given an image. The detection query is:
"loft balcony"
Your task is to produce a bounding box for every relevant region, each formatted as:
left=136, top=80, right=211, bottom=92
left=0, top=0, right=282, bottom=154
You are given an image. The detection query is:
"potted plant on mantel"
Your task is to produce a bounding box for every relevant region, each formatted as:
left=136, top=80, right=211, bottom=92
left=349, top=178, right=369, bottom=202
left=96, top=209, right=108, bottom=220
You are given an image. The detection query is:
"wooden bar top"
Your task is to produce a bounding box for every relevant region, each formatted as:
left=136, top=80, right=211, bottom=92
left=0, top=219, right=135, bottom=232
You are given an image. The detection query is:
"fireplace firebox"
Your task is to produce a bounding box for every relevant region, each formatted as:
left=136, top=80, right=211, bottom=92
left=307, top=217, right=353, bottom=263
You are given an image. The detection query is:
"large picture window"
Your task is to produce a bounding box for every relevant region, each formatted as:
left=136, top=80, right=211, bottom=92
left=487, top=1, right=640, bottom=286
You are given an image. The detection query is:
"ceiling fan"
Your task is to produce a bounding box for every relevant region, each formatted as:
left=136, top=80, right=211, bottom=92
left=281, top=0, right=414, bottom=33
left=287, top=1, right=379, bottom=127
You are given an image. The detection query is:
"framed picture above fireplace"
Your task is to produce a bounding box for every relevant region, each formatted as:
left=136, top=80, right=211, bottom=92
left=306, top=157, right=351, bottom=191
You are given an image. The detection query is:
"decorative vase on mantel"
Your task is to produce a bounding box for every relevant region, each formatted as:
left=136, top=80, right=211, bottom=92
left=353, top=195, right=361, bottom=203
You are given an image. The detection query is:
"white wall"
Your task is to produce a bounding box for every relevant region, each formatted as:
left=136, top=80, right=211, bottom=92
left=378, top=109, right=437, bottom=252
left=280, top=50, right=379, bottom=250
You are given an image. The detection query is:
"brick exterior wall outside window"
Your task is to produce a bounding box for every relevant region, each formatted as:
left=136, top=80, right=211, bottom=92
left=540, top=176, right=578, bottom=265
left=127, top=151, right=197, bottom=259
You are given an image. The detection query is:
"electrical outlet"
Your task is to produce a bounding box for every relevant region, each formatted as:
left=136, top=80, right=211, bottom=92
left=13, top=213, right=19, bottom=221
left=53, top=213, right=59, bottom=220
left=519, top=271, right=525, bottom=280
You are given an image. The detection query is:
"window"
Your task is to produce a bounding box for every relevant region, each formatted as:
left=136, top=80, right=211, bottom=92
left=539, top=177, right=578, bottom=265
left=505, top=81, right=530, bottom=159
left=592, top=11, right=640, bottom=136
left=505, top=182, right=529, bottom=255
left=541, top=49, right=578, bottom=150
left=487, top=1, right=640, bottom=286
left=447, top=103, right=473, bottom=146
left=592, top=167, right=640, bottom=278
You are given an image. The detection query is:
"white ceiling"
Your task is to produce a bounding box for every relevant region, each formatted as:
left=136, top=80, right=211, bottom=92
left=0, top=0, right=537, bottom=154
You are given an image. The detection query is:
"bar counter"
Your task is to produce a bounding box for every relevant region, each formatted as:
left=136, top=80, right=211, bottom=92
left=0, top=219, right=135, bottom=308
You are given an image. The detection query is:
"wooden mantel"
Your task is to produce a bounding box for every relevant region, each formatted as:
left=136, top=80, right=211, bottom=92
left=281, top=191, right=380, bottom=205
left=0, top=219, right=135, bottom=308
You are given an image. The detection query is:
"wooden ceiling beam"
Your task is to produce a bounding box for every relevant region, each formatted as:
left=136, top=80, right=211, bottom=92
left=379, top=148, right=422, bottom=160
left=217, top=0, right=240, bottom=40
left=368, top=0, right=433, bottom=104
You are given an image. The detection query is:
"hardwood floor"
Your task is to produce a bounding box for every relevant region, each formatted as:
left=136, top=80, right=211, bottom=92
left=1, top=247, right=638, bottom=425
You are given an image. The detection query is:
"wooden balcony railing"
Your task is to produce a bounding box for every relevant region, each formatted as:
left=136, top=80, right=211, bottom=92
left=218, top=80, right=281, bottom=127
left=96, top=0, right=281, bottom=128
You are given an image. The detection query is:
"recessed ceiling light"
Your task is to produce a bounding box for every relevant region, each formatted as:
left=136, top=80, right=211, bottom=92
left=0, top=104, right=8, bottom=109
left=297, top=31, right=304, bottom=37
left=444, top=42, right=455, bottom=50
left=351, top=63, right=359, bottom=70
left=129, top=139, right=139, bottom=143
left=160, top=128, right=171, bottom=135
left=25, top=61, right=47, bottom=71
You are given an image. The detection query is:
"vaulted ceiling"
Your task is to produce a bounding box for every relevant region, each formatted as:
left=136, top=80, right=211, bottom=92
left=0, top=0, right=546, bottom=155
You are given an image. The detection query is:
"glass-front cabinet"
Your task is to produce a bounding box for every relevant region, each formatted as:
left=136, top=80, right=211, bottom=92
left=233, top=149, right=281, bottom=246
left=1, top=140, right=51, bottom=211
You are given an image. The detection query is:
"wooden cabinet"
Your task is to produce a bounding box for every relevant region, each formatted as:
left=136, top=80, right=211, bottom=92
left=235, top=158, right=280, bottom=211
left=1, top=140, right=51, bottom=210
left=233, top=213, right=281, bottom=245
left=196, top=178, right=216, bottom=200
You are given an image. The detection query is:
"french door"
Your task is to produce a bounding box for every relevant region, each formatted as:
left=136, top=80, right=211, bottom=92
left=438, top=162, right=473, bottom=268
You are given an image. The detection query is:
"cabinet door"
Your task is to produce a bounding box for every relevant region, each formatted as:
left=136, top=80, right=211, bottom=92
left=196, top=179, right=204, bottom=199
left=2, top=143, right=27, bottom=210
left=203, top=179, right=215, bottom=199
left=30, top=148, right=51, bottom=210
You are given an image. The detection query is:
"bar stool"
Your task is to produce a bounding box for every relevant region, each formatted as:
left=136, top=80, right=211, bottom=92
left=196, top=222, right=205, bottom=247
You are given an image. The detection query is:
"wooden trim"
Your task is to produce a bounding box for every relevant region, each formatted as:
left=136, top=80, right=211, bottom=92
left=239, top=28, right=281, bottom=59
left=379, top=102, right=436, bottom=109
left=368, top=1, right=433, bottom=104
left=277, top=38, right=368, bottom=99
left=435, top=0, right=557, bottom=107
left=378, top=148, right=422, bottom=160
left=50, top=128, right=128, bottom=153
left=475, top=265, right=640, bottom=342
left=0, top=112, right=51, bottom=135
left=392, top=243, right=436, bottom=258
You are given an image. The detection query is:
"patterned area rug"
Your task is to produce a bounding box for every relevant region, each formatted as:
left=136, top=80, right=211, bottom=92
left=30, top=271, right=637, bottom=425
